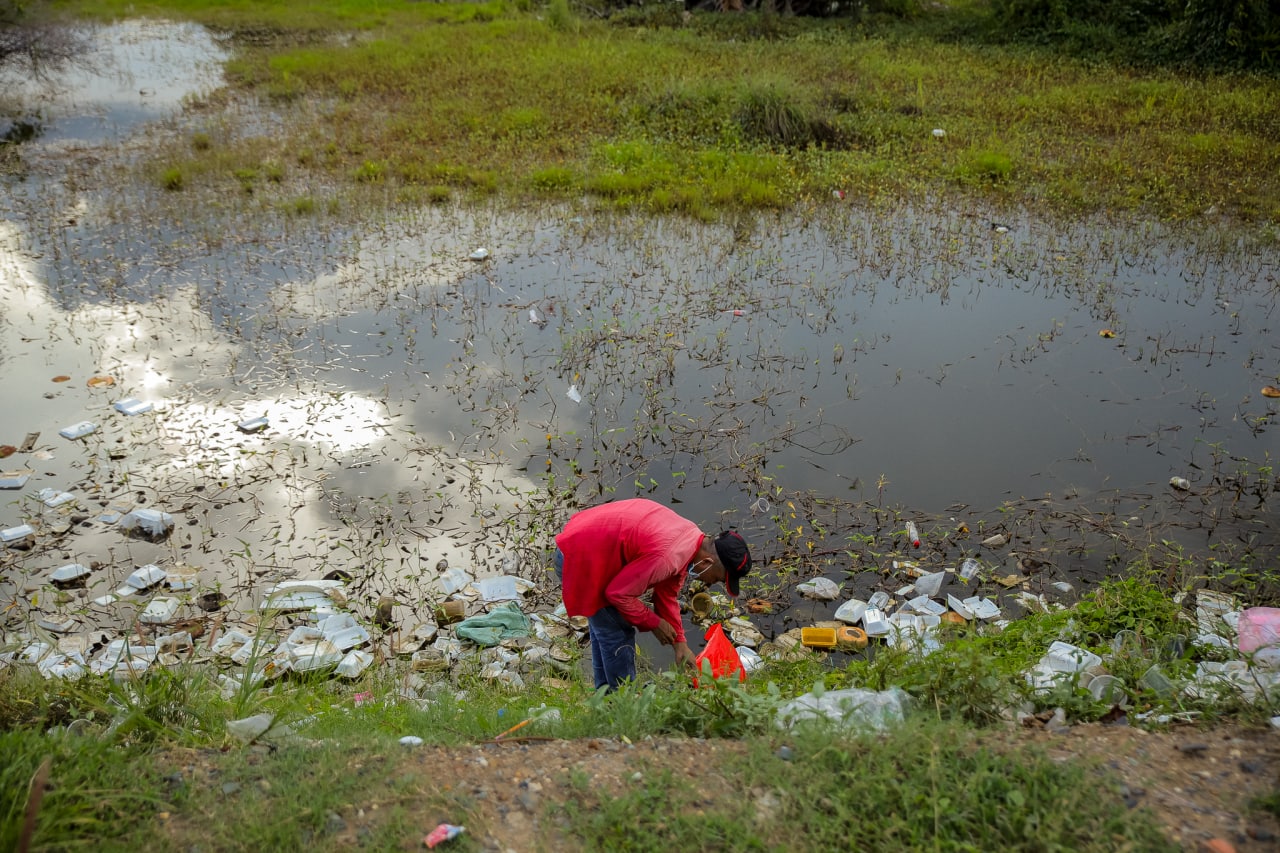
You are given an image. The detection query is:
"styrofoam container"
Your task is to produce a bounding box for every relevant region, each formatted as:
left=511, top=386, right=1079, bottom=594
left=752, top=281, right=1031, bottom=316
left=336, top=649, right=373, bottom=678
left=472, top=575, right=520, bottom=602
left=868, top=591, right=891, bottom=610
left=59, top=421, right=98, bottom=440
left=290, top=640, right=343, bottom=672
left=325, top=624, right=370, bottom=651
left=963, top=596, right=1001, bottom=621
left=125, top=564, right=166, bottom=590
left=113, top=398, right=154, bottom=416
left=37, top=489, right=77, bottom=507
left=862, top=608, right=890, bottom=637
left=1045, top=641, right=1102, bottom=674
left=914, top=571, right=946, bottom=598
left=139, top=597, right=180, bottom=625
left=907, top=595, right=946, bottom=617
left=2, top=524, right=36, bottom=544
left=51, top=563, right=91, bottom=583
left=834, top=599, right=868, bottom=625
left=947, top=594, right=974, bottom=620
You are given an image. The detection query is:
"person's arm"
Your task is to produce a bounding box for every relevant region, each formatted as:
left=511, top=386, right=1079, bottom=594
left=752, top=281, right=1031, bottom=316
left=602, top=556, right=675, bottom=633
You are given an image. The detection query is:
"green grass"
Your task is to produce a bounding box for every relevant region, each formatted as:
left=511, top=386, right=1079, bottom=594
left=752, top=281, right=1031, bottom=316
left=50, top=2, right=1279, bottom=223
left=0, top=570, right=1269, bottom=851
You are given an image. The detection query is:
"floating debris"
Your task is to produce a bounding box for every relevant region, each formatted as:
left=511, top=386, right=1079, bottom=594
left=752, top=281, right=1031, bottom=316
left=58, top=421, right=98, bottom=440
left=113, top=398, right=154, bottom=416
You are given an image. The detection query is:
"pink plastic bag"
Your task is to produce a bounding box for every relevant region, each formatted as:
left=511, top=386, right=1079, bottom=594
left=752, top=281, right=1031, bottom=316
left=1237, top=607, right=1280, bottom=653
left=692, top=623, right=746, bottom=688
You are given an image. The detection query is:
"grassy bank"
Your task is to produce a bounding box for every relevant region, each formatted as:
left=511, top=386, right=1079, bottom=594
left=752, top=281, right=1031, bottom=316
left=49, top=1, right=1280, bottom=226
left=3, top=576, right=1276, bottom=849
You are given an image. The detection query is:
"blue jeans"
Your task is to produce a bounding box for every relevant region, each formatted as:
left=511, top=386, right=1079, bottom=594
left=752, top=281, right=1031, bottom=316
left=555, top=548, right=637, bottom=691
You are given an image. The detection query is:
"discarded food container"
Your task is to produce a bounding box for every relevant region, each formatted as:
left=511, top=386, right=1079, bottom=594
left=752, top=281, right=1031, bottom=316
left=237, top=416, right=269, bottom=433
left=834, top=599, right=867, bottom=625
left=139, top=597, right=181, bottom=625
left=946, top=594, right=973, bottom=620
left=37, top=488, right=76, bottom=507
left=166, top=565, right=199, bottom=591
left=37, top=615, right=77, bottom=633
left=435, top=600, right=467, bottom=625
left=411, top=648, right=449, bottom=672
left=862, top=608, right=890, bottom=637
left=737, top=646, right=764, bottom=673
left=914, top=571, right=945, bottom=598
left=336, top=649, right=373, bottom=678
left=958, top=558, right=981, bottom=581
left=125, top=564, right=166, bottom=590
left=113, top=398, right=153, bottom=416
left=940, top=611, right=967, bottom=626
left=690, top=591, right=713, bottom=619
left=50, top=563, right=91, bottom=585
left=907, top=595, right=946, bottom=617
left=962, top=596, right=1001, bottom=621
left=2, top=524, right=36, bottom=546
left=868, top=590, right=891, bottom=610
left=1045, top=641, right=1102, bottom=674
left=325, top=624, right=371, bottom=651
left=468, top=248, right=489, bottom=261
left=0, top=472, right=31, bottom=489
left=119, top=508, right=175, bottom=541
left=801, top=627, right=837, bottom=649
left=835, top=625, right=868, bottom=650
left=1169, top=476, right=1191, bottom=491
left=905, top=521, right=921, bottom=548
left=566, top=384, right=582, bottom=404
left=289, top=640, right=343, bottom=672
left=58, top=421, right=98, bottom=440
left=437, top=567, right=472, bottom=596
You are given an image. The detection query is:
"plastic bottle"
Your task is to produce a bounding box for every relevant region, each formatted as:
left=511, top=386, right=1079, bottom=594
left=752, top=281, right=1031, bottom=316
left=905, top=521, right=921, bottom=549
left=959, top=558, right=980, bottom=582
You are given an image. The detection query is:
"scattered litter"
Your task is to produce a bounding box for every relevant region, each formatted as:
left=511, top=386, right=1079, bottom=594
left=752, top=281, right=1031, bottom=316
left=455, top=602, right=531, bottom=647
left=777, top=686, right=908, bottom=731
left=119, top=508, right=175, bottom=540
left=861, top=608, right=890, bottom=637
left=947, top=594, right=973, bottom=620
left=905, top=521, right=921, bottom=548
left=236, top=416, right=269, bottom=433
left=958, top=558, right=981, bottom=581
left=98, top=497, right=134, bottom=524
left=566, top=384, right=582, bottom=404
left=1260, top=385, right=1280, bottom=398
left=36, top=487, right=76, bottom=507
left=166, top=565, right=199, bottom=591
left=51, top=563, right=91, bottom=584
left=2, top=524, right=36, bottom=546
left=801, top=627, right=837, bottom=649
left=469, top=575, right=521, bottom=602
left=0, top=471, right=31, bottom=489
left=834, top=599, right=867, bottom=624
left=467, top=248, right=489, bottom=261
left=226, top=713, right=274, bottom=743
left=139, top=597, right=181, bottom=625
left=913, top=571, right=945, bottom=598
left=336, top=649, right=374, bottom=677
left=528, top=307, right=545, bottom=326
left=113, top=398, right=154, bottom=415
left=290, top=640, right=343, bottom=672
left=962, top=596, right=1001, bottom=621
left=931, top=128, right=946, bottom=138
left=36, top=616, right=77, bottom=633
left=424, top=823, right=465, bottom=848
left=58, top=421, right=98, bottom=440
left=832, top=189, right=846, bottom=200
left=1050, top=581, right=1075, bottom=595
left=1169, top=476, right=1191, bottom=491
left=1238, top=607, right=1280, bottom=654
left=86, top=375, right=115, bottom=388
left=400, top=735, right=425, bottom=747
left=982, top=532, right=1010, bottom=549
left=125, top=564, right=166, bottom=590
left=796, top=577, right=839, bottom=600
left=867, top=591, right=891, bottom=610
left=737, top=646, right=764, bottom=673
left=1099, top=329, right=1117, bottom=338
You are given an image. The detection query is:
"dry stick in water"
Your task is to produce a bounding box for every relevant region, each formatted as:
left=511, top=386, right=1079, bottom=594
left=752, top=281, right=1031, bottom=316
left=18, top=756, right=52, bottom=853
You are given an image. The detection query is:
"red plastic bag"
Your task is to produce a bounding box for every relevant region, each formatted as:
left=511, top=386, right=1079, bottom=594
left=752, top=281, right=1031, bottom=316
left=692, top=623, right=746, bottom=688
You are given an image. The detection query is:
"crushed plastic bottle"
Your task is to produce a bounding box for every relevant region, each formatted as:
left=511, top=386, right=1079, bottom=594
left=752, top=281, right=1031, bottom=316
left=905, top=521, right=921, bottom=549
left=1169, top=476, right=1191, bottom=491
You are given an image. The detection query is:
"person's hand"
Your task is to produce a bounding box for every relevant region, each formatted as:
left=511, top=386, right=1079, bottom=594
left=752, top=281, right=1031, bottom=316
left=674, top=642, right=694, bottom=669
left=652, top=619, right=678, bottom=646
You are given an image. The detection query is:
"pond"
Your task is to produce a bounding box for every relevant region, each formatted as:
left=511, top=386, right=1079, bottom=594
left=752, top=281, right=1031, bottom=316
left=1, top=22, right=1277, bottom=652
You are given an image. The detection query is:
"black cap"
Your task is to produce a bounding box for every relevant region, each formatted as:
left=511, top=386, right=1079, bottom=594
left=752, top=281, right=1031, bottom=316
left=714, top=530, right=752, bottom=598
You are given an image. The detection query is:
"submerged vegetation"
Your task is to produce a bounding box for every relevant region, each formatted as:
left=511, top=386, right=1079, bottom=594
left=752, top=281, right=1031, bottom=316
left=36, top=0, right=1279, bottom=225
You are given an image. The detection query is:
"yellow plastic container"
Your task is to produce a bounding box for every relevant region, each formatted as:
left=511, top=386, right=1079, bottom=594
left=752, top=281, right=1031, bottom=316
left=801, top=627, right=838, bottom=649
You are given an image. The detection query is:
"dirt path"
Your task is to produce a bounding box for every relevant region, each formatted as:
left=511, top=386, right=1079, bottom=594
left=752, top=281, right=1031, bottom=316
left=159, top=723, right=1280, bottom=852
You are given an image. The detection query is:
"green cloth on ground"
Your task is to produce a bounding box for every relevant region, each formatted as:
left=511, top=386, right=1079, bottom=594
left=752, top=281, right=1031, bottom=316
left=455, top=601, right=531, bottom=646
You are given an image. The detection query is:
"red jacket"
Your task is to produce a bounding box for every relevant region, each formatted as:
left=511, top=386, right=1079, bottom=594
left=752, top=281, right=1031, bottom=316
left=556, top=499, right=703, bottom=642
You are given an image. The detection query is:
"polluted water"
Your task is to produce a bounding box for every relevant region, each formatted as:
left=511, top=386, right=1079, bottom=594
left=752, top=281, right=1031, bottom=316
left=1, top=21, right=1279, bottom=677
